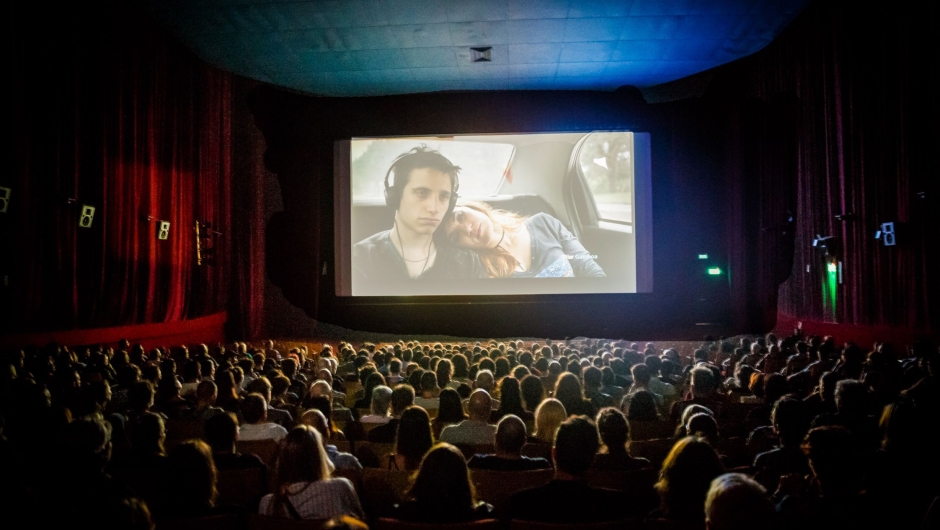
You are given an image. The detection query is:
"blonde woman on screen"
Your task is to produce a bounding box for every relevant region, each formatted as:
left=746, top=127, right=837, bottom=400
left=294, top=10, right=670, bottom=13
left=441, top=200, right=606, bottom=278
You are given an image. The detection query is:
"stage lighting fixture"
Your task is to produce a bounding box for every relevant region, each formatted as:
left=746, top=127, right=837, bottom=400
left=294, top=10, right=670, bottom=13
left=707, top=267, right=722, bottom=275
left=698, top=254, right=708, bottom=259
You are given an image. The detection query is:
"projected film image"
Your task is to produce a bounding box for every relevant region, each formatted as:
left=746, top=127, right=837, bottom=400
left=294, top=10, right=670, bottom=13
left=344, top=132, right=651, bottom=296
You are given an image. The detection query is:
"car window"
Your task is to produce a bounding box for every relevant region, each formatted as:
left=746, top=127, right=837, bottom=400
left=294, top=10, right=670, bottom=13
left=576, top=132, right=634, bottom=224
left=351, top=138, right=513, bottom=202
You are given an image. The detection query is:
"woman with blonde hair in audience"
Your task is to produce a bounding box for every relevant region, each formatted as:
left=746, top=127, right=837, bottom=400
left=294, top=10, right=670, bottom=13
left=259, top=425, right=364, bottom=520
left=393, top=443, right=493, bottom=523
left=531, top=398, right=566, bottom=444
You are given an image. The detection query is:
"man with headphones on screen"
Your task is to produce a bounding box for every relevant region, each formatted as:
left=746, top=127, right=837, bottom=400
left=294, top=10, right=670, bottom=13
left=352, top=145, right=485, bottom=287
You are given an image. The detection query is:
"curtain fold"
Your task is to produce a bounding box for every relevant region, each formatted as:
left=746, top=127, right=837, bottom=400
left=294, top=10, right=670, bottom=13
left=5, top=6, right=236, bottom=334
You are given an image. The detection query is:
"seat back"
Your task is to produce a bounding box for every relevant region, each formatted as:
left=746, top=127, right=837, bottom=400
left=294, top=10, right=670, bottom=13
left=237, top=439, right=280, bottom=467
left=628, top=420, right=675, bottom=441
left=585, top=467, right=660, bottom=518
left=628, top=438, right=675, bottom=469
left=361, top=468, right=413, bottom=518
left=217, top=467, right=268, bottom=509
left=163, top=514, right=242, bottom=530
left=470, top=469, right=554, bottom=518
left=510, top=518, right=638, bottom=530
left=246, top=514, right=329, bottom=530
left=374, top=518, right=503, bottom=530
left=355, top=442, right=396, bottom=468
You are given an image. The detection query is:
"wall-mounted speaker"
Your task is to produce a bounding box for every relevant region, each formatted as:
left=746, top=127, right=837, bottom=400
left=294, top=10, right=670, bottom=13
left=881, top=222, right=895, bottom=246
left=79, top=205, right=95, bottom=228
left=0, top=186, right=11, bottom=214
left=157, top=221, right=170, bottom=240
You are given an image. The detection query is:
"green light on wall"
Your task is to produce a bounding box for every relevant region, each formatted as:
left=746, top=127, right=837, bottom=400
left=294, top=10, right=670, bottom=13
left=698, top=254, right=708, bottom=260
left=823, top=260, right=838, bottom=320
left=707, top=267, right=722, bottom=275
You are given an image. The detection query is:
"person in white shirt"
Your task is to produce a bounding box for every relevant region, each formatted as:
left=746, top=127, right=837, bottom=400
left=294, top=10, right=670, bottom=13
left=238, top=393, right=288, bottom=442
left=440, top=389, right=496, bottom=446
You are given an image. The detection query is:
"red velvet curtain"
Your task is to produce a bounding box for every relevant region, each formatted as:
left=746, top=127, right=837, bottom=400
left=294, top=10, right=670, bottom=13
left=5, top=6, right=241, bottom=334
left=729, top=1, right=938, bottom=330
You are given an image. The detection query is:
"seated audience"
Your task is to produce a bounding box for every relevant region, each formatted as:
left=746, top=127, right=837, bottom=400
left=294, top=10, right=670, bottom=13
left=359, top=385, right=392, bottom=424
left=204, top=412, right=266, bottom=473
left=353, top=371, right=386, bottom=413
left=123, top=411, right=167, bottom=469
left=554, top=372, right=597, bottom=418
left=393, top=443, right=493, bottom=523
left=431, top=387, right=467, bottom=439
left=368, top=384, right=414, bottom=443
left=753, top=397, right=811, bottom=492
left=652, top=436, right=725, bottom=525
left=393, top=406, right=434, bottom=471
left=303, top=409, right=361, bottom=472
left=468, top=415, right=551, bottom=471
left=705, top=473, right=777, bottom=530
left=531, top=398, right=566, bottom=444
left=491, top=376, right=535, bottom=423
left=413, top=371, right=441, bottom=410
left=592, top=407, right=651, bottom=471
left=238, top=393, right=288, bottom=442
left=440, top=389, right=497, bottom=446
left=246, top=376, right=293, bottom=428
left=520, top=374, right=545, bottom=414
left=259, top=425, right=364, bottom=520
left=623, top=389, right=662, bottom=423
left=510, top=416, right=628, bottom=523
left=160, top=439, right=235, bottom=522
left=185, top=380, right=224, bottom=421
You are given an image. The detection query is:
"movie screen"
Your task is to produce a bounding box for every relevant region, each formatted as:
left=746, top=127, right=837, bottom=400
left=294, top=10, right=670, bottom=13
left=337, top=132, right=652, bottom=296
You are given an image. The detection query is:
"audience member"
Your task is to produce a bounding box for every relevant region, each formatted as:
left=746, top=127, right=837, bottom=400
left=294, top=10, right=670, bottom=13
left=440, top=389, right=497, bottom=446
left=259, top=426, right=364, bottom=520
left=394, top=443, right=493, bottom=523
left=238, top=393, right=288, bottom=442
left=368, top=384, right=414, bottom=443
left=592, top=407, right=651, bottom=471
left=468, top=415, right=551, bottom=471
left=510, top=416, right=628, bottom=523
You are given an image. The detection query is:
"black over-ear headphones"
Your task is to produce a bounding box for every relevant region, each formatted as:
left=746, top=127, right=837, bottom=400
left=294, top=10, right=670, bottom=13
left=383, top=149, right=460, bottom=216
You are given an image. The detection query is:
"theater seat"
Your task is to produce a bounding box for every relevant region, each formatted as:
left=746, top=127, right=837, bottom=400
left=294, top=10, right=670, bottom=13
left=247, top=514, right=329, bottom=530
left=217, top=467, right=268, bottom=509
left=374, top=518, right=502, bottom=530
left=471, top=469, right=554, bottom=518
left=164, top=514, right=242, bottom=530
left=237, top=439, right=280, bottom=467
left=361, top=468, right=413, bottom=518
left=510, top=518, right=638, bottom=530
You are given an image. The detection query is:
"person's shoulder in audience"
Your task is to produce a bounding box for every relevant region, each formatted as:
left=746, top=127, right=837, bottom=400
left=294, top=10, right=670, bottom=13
left=214, top=451, right=266, bottom=471
left=367, top=419, right=399, bottom=443
left=467, top=454, right=552, bottom=471
left=266, top=406, right=293, bottom=428
left=326, top=444, right=363, bottom=471
left=238, top=422, right=288, bottom=442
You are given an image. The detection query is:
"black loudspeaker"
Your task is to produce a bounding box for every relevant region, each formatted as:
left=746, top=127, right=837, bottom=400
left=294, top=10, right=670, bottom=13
left=157, top=221, right=170, bottom=240
left=0, top=186, right=10, bottom=214
left=881, top=222, right=896, bottom=246
left=79, top=205, right=95, bottom=228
